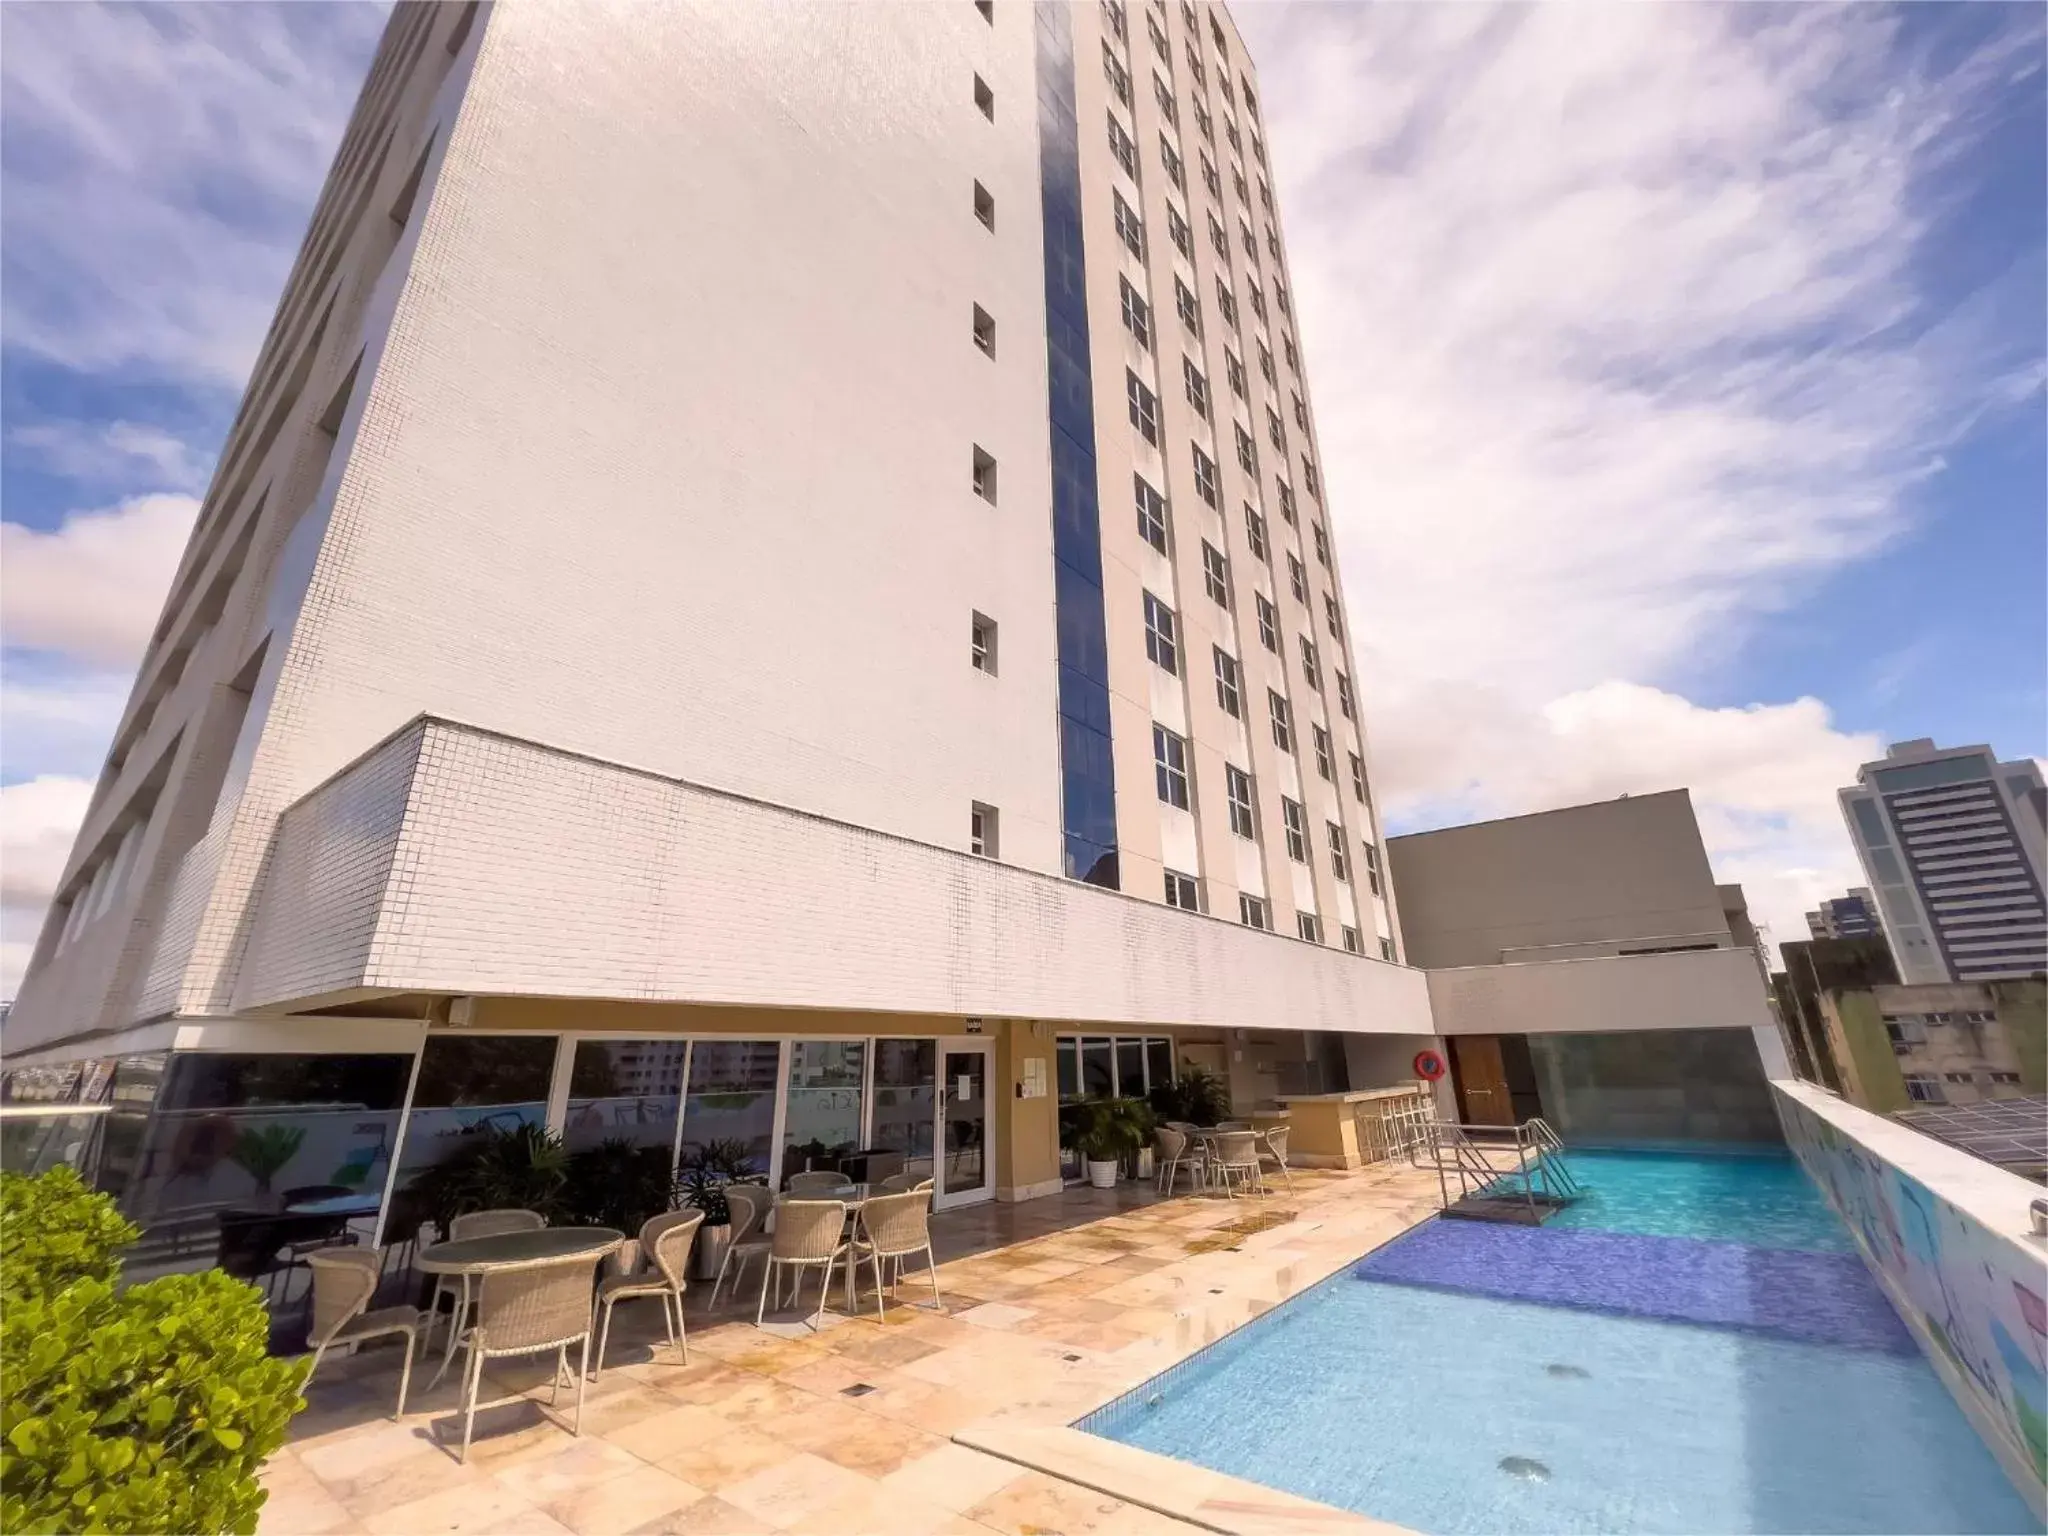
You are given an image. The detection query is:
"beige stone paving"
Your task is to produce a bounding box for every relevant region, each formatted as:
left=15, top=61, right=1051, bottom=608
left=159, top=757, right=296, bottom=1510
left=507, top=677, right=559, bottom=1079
left=258, top=1163, right=1440, bottom=1535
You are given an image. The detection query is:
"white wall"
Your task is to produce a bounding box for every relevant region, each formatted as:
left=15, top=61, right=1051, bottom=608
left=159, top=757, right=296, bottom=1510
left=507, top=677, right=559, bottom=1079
left=1426, top=947, right=1773, bottom=1036
left=240, top=719, right=1437, bottom=1038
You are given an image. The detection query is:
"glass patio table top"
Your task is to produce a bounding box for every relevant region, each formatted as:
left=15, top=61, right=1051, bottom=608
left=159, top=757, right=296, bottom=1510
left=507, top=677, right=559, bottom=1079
left=418, top=1225, right=624, bottom=1271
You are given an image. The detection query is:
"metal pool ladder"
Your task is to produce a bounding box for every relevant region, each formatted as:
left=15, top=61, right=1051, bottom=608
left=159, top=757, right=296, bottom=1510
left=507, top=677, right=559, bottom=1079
left=1424, top=1116, right=1584, bottom=1225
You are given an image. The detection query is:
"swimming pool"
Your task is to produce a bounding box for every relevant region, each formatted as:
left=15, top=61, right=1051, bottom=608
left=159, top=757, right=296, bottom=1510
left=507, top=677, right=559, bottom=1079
left=1080, top=1148, right=2036, bottom=1534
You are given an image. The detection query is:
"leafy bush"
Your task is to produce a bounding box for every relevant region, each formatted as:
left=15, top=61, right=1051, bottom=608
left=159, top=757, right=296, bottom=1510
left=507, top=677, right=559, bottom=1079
left=1070, top=1098, right=1154, bottom=1163
left=1148, top=1063, right=1231, bottom=1127
left=406, top=1120, right=568, bottom=1231
left=561, top=1138, right=681, bottom=1232
left=1, top=1165, right=137, bottom=1300
left=678, top=1139, right=756, bottom=1227
left=0, top=1169, right=307, bottom=1535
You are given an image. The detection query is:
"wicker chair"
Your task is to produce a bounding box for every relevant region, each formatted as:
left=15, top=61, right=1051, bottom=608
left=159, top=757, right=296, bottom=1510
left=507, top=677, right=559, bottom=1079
left=427, top=1208, right=546, bottom=1348
left=1209, top=1130, right=1264, bottom=1197
left=851, top=1189, right=940, bottom=1315
left=304, top=1248, right=422, bottom=1418
left=708, top=1185, right=772, bottom=1307
left=1154, top=1126, right=1203, bottom=1195
left=1257, top=1124, right=1295, bottom=1192
left=453, top=1250, right=604, bottom=1463
left=785, top=1170, right=851, bottom=1197
left=755, top=1199, right=849, bottom=1330
left=591, top=1209, right=703, bottom=1379
left=877, top=1173, right=935, bottom=1194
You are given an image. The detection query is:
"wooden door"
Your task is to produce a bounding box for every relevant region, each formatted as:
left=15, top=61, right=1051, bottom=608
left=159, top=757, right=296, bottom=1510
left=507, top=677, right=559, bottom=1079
left=1450, top=1035, right=1514, bottom=1126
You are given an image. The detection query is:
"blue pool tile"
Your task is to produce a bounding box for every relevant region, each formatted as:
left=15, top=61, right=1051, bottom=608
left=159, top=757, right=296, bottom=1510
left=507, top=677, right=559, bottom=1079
left=1354, top=1220, right=1916, bottom=1354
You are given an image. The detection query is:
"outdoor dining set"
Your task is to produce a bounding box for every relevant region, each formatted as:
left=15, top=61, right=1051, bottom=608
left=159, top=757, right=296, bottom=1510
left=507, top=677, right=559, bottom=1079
left=1153, top=1120, right=1293, bottom=1197
left=297, top=1169, right=941, bottom=1463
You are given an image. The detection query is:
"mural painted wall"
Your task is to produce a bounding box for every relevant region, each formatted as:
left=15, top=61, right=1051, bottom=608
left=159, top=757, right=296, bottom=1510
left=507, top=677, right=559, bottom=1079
left=1776, top=1085, right=2048, bottom=1508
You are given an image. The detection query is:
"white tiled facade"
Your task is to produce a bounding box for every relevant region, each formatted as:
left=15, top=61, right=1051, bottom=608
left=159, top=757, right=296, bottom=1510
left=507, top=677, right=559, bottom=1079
left=11, top=0, right=1418, bottom=1059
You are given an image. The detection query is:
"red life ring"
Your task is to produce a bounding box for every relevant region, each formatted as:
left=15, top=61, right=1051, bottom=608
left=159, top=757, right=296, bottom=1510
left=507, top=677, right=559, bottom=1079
left=1413, top=1049, right=1446, bottom=1081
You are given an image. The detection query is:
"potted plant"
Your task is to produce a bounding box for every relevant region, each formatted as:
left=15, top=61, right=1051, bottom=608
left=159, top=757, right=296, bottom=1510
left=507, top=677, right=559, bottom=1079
left=1072, top=1099, right=1151, bottom=1189
left=678, top=1138, right=755, bottom=1280
left=1148, top=1063, right=1231, bottom=1127
left=407, top=1120, right=568, bottom=1235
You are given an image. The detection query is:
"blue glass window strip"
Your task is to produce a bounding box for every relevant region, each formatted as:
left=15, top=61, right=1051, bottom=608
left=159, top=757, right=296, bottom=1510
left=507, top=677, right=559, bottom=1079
left=1036, top=0, right=1119, bottom=889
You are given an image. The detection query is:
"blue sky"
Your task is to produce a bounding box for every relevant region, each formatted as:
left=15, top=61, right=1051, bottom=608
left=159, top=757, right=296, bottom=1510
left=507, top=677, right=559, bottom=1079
left=2, top=2, right=2044, bottom=986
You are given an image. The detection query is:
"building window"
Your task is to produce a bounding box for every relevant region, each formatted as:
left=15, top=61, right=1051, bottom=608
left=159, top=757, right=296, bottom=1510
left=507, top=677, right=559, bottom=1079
left=972, top=446, right=998, bottom=504
left=1102, top=0, right=1125, bottom=38
left=1235, top=423, right=1257, bottom=475
left=1201, top=150, right=1220, bottom=198
left=1904, top=1074, right=1944, bottom=1104
left=1103, top=43, right=1130, bottom=103
left=1284, top=334, right=1300, bottom=373
left=1175, top=277, right=1201, bottom=333
left=1245, top=504, right=1268, bottom=560
left=1255, top=592, right=1279, bottom=651
left=1269, top=691, right=1293, bottom=754
left=1281, top=797, right=1308, bottom=862
left=1194, top=101, right=1212, bottom=142
left=1167, top=203, right=1192, bottom=257
left=971, top=612, right=998, bottom=674
left=1258, top=175, right=1272, bottom=211
left=1153, top=723, right=1191, bottom=809
left=1192, top=446, right=1220, bottom=507
left=1342, top=925, right=1361, bottom=954
left=1311, top=723, right=1333, bottom=780
left=974, top=75, right=995, bottom=120
left=1185, top=40, right=1206, bottom=87
left=1990, top=1071, right=2022, bottom=1084
left=973, top=304, right=996, bottom=358
left=1328, top=823, right=1349, bottom=881
left=1202, top=541, right=1230, bottom=605
left=1312, top=521, right=1330, bottom=566
left=1225, top=349, right=1245, bottom=397
left=1274, top=482, right=1296, bottom=528
left=1239, top=893, right=1270, bottom=930
left=1292, top=391, right=1309, bottom=431
left=1380, top=935, right=1395, bottom=961
left=1324, top=592, right=1342, bottom=639
left=1266, top=406, right=1286, bottom=452
left=1258, top=340, right=1277, bottom=385
left=1135, top=473, right=1170, bottom=554
left=1362, top=839, right=1382, bottom=896
left=1183, top=356, right=1210, bottom=418
left=1113, top=192, right=1144, bottom=256
left=1160, top=137, right=1185, bottom=190
left=1276, top=281, right=1290, bottom=317
left=1240, top=219, right=1257, bottom=262
left=1300, top=635, right=1321, bottom=689
left=1303, top=458, right=1322, bottom=498
left=1209, top=212, right=1229, bottom=261
left=1152, top=72, right=1177, bottom=124
left=1336, top=670, right=1354, bottom=719
left=1143, top=591, right=1179, bottom=675
left=1287, top=554, right=1308, bottom=604
left=1213, top=646, right=1242, bottom=717
left=974, top=181, right=996, bottom=230
left=1108, top=114, right=1138, bottom=176
left=1297, top=911, right=1322, bottom=944
left=1165, top=869, right=1201, bottom=911
left=1127, top=370, right=1159, bottom=444
left=1120, top=277, right=1151, bottom=348
left=1147, top=12, right=1167, bottom=51
left=977, top=0, right=994, bottom=19
left=1215, top=280, right=1238, bottom=330
left=971, top=803, right=999, bottom=857
left=1247, top=282, right=1266, bottom=324
left=1225, top=764, right=1256, bottom=838
left=1349, top=752, right=1368, bottom=804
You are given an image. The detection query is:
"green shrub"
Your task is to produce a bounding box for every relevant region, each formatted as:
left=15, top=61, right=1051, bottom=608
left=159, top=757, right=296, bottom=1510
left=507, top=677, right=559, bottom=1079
left=407, top=1120, right=568, bottom=1231
left=0, top=1169, right=307, bottom=1535
left=0, top=1164, right=138, bottom=1301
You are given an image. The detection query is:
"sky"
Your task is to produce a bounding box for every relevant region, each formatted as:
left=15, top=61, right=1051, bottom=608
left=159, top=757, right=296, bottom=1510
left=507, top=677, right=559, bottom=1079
left=1, top=2, right=2043, bottom=992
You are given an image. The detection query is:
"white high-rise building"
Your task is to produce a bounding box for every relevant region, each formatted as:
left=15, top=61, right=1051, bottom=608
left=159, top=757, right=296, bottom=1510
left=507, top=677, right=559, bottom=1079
left=1839, top=740, right=2048, bottom=984
left=6, top=2, right=1432, bottom=1248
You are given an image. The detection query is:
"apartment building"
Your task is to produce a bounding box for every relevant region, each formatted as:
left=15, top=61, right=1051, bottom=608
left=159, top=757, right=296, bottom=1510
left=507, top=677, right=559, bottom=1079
left=1840, top=740, right=2048, bottom=984
left=1806, top=887, right=1884, bottom=942
left=2, top=0, right=1433, bottom=1298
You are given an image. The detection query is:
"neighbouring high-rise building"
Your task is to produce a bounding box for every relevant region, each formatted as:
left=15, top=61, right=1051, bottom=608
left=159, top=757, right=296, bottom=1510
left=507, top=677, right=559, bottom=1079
left=1806, top=887, right=1884, bottom=942
left=1839, top=740, right=2048, bottom=985
left=3, top=0, right=1436, bottom=1290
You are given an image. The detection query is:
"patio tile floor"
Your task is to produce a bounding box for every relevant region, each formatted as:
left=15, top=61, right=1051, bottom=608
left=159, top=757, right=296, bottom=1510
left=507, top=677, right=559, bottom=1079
left=259, top=1162, right=1442, bottom=1535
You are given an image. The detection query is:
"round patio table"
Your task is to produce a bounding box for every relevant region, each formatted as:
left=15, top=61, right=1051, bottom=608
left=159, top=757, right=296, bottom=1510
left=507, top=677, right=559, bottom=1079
left=418, top=1226, right=622, bottom=1384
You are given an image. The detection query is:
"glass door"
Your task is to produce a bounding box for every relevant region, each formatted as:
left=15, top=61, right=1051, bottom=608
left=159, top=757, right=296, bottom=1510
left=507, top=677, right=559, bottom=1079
left=935, top=1044, right=993, bottom=1209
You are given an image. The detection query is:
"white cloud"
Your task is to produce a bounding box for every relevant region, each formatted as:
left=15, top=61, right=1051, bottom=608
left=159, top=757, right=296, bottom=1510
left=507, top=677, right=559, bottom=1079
left=1234, top=4, right=2042, bottom=959
left=0, top=776, right=95, bottom=996
left=0, top=1, right=386, bottom=388
left=8, top=420, right=212, bottom=494
left=2, top=493, right=198, bottom=666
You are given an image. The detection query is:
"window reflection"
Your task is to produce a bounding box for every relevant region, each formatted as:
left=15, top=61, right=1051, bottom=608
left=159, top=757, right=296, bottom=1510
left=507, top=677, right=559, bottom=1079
left=869, top=1040, right=935, bottom=1181
left=781, top=1040, right=866, bottom=1186
left=680, top=1040, right=779, bottom=1179
left=1080, top=1039, right=1114, bottom=1098
left=564, top=1039, right=683, bottom=1156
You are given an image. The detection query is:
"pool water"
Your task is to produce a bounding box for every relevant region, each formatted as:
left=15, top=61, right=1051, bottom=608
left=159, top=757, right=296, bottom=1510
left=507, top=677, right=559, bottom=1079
left=1081, top=1148, right=2035, bottom=1534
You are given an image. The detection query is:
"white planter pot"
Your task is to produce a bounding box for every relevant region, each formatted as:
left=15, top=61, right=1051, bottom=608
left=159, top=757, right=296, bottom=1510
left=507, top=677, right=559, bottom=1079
left=1086, top=1159, right=1120, bottom=1189
left=691, top=1221, right=732, bottom=1281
